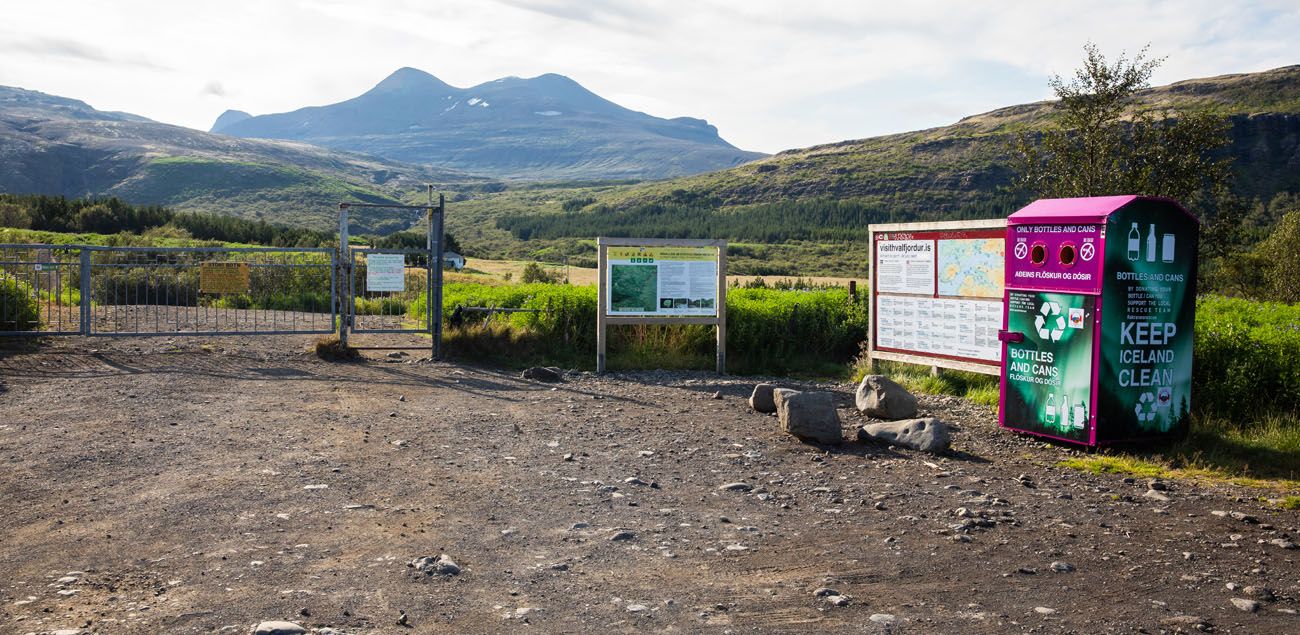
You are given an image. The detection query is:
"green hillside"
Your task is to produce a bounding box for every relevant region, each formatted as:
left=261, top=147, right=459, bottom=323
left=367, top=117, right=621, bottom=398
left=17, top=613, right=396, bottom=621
left=0, top=85, right=486, bottom=232
left=461, top=65, right=1300, bottom=271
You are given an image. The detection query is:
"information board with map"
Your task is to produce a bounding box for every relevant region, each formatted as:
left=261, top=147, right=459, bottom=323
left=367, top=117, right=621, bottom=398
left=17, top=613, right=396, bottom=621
left=869, top=221, right=1006, bottom=374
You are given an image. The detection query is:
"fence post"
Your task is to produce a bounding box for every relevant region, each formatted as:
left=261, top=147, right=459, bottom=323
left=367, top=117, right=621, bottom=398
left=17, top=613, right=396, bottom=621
left=338, top=205, right=350, bottom=348
left=596, top=238, right=607, bottom=373
left=432, top=191, right=446, bottom=360
left=79, top=248, right=91, bottom=335
left=425, top=187, right=435, bottom=359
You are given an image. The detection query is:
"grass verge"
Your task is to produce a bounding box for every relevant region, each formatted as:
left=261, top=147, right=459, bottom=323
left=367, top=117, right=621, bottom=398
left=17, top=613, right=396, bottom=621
left=1056, top=412, right=1300, bottom=491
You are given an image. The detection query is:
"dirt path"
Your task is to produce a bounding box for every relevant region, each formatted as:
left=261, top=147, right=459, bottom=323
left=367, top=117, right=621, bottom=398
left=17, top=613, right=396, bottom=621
left=0, top=337, right=1297, bottom=634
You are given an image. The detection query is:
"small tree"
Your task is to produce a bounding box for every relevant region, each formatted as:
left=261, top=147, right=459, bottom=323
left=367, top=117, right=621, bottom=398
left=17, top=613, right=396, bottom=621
left=521, top=262, right=560, bottom=284
left=1010, top=43, right=1231, bottom=203
left=1252, top=210, right=1300, bottom=303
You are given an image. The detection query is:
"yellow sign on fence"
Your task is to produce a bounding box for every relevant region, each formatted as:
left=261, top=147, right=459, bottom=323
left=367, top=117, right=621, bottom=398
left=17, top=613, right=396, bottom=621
left=200, top=262, right=250, bottom=294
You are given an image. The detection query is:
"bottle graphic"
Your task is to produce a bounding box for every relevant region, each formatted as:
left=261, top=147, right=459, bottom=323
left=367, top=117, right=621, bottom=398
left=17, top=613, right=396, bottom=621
left=1127, top=223, right=1140, bottom=261
left=1045, top=393, right=1056, bottom=425
left=1146, top=224, right=1156, bottom=262
left=1162, top=233, right=1175, bottom=263
left=1059, top=394, right=1070, bottom=430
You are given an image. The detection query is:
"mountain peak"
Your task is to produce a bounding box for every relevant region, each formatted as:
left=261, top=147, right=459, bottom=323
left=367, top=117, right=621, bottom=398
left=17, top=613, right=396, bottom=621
left=371, top=67, right=450, bottom=94
left=211, top=109, right=252, bottom=133
left=212, top=67, right=765, bottom=179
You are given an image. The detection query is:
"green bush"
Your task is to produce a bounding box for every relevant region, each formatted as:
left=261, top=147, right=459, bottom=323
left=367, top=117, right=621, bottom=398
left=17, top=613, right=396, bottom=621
left=0, top=273, right=40, bottom=331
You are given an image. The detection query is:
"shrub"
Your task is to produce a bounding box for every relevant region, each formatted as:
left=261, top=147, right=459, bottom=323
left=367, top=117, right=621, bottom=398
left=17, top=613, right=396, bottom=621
left=1193, top=295, right=1300, bottom=420
left=0, top=273, right=40, bottom=331
left=520, top=262, right=563, bottom=284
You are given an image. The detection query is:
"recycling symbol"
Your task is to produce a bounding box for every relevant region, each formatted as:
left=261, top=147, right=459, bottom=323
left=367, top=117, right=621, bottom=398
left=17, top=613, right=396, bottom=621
left=1035, top=301, right=1065, bottom=341
left=1135, top=391, right=1158, bottom=423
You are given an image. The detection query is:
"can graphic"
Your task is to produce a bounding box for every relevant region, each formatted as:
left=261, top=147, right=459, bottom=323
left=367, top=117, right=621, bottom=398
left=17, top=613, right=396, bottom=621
left=1162, top=233, right=1175, bottom=263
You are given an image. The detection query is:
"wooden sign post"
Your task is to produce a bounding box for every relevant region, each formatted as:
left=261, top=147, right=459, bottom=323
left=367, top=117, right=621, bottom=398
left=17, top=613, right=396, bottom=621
left=596, top=237, right=727, bottom=374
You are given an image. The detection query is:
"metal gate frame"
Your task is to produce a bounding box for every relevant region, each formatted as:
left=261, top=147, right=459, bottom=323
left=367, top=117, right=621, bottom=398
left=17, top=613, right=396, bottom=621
left=2, top=191, right=445, bottom=355
left=337, top=188, right=445, bottom=358
left=1, top=244, right=337, bottom=337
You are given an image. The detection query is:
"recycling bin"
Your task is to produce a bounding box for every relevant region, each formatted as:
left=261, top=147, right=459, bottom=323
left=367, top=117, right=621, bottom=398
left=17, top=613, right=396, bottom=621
left=998, top=195, right=1198, bottom=446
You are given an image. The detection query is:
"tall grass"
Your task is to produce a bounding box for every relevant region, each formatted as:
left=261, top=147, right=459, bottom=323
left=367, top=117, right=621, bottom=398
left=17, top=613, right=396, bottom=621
left=410, top=283, right=867, bottom=374
left=1193, top=295, right=1300, bottom=420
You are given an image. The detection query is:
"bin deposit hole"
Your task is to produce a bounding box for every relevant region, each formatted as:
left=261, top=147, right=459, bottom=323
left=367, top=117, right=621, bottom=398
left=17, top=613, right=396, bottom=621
left=1030, top=244, right=1046, bottom=265
left=1059, top=244, right=1076, bottom=266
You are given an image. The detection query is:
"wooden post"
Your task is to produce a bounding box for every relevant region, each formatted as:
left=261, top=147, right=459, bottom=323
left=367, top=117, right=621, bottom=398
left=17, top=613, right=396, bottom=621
left=596, top=238, right=607, bottom=374
left=716, top=243, right=727, bottom=375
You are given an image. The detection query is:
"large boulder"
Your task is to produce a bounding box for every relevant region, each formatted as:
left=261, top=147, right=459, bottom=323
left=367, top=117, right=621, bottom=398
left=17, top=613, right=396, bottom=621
left=773, top=388, right=800, bottom=411
left=858, top=417, right=951, bottom=453
left=749, top=383, right=777, bottom=413
left=855, top=375, right=918, bottom=420
left=777, top=391, right=842, bottom=444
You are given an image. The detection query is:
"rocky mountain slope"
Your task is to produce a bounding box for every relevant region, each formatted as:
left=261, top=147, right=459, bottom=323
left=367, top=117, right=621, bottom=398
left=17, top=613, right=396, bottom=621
left=0, top=86, right=479, bottom=229
left=213, top=67, right=765, bottom=180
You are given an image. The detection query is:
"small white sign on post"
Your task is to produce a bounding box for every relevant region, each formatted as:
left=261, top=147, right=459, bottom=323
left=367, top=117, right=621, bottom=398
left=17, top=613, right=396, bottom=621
left=366, top=253, right=406, bottom=292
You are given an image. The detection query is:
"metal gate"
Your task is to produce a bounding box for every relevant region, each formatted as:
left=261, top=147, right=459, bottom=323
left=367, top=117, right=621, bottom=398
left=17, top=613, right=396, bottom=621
left=1, top=244, right=337, bottom=337
left=1, top=192, right=445, bottom=354
left=338, top=191, right=445, bottom=357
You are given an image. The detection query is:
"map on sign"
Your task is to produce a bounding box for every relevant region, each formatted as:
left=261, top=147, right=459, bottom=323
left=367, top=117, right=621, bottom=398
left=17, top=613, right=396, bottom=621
left=937, top=238, right=1004, bottom=298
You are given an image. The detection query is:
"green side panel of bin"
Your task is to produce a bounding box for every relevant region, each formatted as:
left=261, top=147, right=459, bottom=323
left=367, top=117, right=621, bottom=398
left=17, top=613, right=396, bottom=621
left=1003, top=290, right=1097, bottom=443
left=1096, top=200, right=1199, bottom=442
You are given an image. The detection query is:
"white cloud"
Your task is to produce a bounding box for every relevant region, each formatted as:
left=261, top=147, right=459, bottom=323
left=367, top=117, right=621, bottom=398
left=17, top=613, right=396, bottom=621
left=0, top=0, right=1296, bottom=154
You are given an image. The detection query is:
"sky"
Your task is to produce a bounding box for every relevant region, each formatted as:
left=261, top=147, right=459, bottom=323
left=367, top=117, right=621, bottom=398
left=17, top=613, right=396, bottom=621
left=2, top=0, right=1298, bottom=154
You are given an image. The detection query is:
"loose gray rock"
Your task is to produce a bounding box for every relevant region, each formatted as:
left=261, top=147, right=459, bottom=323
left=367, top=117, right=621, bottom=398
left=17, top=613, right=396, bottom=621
left=1243, top=586, right=1275, bottom=601
left=777, top=391, right=842, bottom=444
left=1230, top=597, right=1260, bottom=612
left=749, top=384, right=777, bottom=413
left=1159, top=615, right=1210, bottom=632
left=410, top=554, right=460, bottom=576
left=251, top=622, right=306, bottom=635
left=609, top=530, right=636, bottom=541
left=812, top=587, right=839, bottom=597
left=855, top=375, right=918, bottom=420
left=718, top=482, right=753, bottom=492
left=858, top=417, right=952, bottom=453
left=1142, top=489, right=1171, bottom=502
left=1229, top=511, right=1259, bottom=523
left=521, top=367, right=562, bottom=382
left=1269, top=538, right=1297, bottom=550
left=1050, top=561, right=1075, bottom=573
